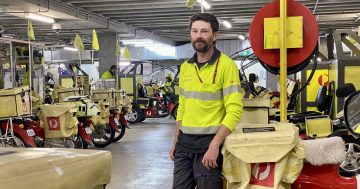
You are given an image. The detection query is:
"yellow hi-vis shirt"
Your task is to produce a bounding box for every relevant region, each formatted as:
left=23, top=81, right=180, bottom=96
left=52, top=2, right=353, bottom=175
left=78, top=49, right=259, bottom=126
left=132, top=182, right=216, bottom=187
left=176, top=50, right=243, bottom=134
left=101, top=71, right=115, bottom=79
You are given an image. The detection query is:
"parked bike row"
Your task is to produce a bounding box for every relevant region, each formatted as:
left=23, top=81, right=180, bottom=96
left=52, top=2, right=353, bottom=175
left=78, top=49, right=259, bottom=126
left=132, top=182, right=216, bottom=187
left=0, top=85, right=130, bottom=149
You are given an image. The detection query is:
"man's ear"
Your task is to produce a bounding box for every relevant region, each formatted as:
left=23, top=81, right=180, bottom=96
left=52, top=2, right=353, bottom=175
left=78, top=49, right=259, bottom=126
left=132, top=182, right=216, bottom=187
left=213, top=31, right=219, bottom=42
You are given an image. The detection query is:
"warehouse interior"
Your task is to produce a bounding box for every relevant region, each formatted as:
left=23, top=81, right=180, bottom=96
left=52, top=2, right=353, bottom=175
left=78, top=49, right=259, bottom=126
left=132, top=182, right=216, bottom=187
left=1, top=0, right=360, bottom=188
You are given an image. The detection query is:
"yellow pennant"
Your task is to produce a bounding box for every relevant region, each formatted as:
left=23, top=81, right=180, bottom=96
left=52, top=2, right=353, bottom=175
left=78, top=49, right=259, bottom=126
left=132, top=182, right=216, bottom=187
left=27, top=21, right=35, bottom=41
left=74, top=34, right=85, bottom=51
left=123, top=46, right=131, bottom=61
left=115, top=42, right=121, bottom=56
left=92, top=29, right=99, bottom=51
left=186, top=0, right=197, bottom=9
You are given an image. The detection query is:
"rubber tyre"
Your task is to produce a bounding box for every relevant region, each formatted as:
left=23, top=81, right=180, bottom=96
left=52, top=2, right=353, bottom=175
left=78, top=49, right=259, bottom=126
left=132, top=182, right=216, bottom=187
left=126, top=104, right=142, bottom=124
left=113, top=123, right=126, bottom=142
left=138, top=116, right=146, bottom=122
left=91, top=124, right=115, bottom=148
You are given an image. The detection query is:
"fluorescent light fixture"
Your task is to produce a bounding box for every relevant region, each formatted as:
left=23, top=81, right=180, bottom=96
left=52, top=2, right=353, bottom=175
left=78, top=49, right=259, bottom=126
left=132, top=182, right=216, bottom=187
left=222, top=21, right=232, bottom=29
left=238, top=34, right=246, bottom=40
left=197, top=0, right=211, bottom=9
left=119, top=62, right=131, bottom=66
left=25, top=13, right=54, bottom=24
left=64, top=47, right=78, bottom=51
left=317, top=57, right=322, bottom=62
left=122, top=39, right=154, bottom=45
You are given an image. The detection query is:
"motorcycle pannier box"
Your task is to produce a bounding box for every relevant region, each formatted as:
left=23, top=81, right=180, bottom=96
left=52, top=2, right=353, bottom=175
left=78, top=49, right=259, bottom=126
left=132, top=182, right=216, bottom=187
left=239, top=98, right=270, bottom=124
left=222, top=123, right=304, bottom=189
left=0, top=86, right=31, bottom=118
left=39, top=103, right=79, bottom=138
left=92, top=89, right=126, bottom=108
left=56, top=88, right=83, bottom=102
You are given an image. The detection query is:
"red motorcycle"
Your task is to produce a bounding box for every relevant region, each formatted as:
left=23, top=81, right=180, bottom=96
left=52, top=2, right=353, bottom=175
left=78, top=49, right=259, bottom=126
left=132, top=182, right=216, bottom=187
left=127, top=90, right=178, bottom=124
left=109, top=108, right=128, bottom=143
left=0, top=118, right=36, bottom=147
left=20, top=117, right=91, bottom=149
left=292, top=83, right=360, bottom=189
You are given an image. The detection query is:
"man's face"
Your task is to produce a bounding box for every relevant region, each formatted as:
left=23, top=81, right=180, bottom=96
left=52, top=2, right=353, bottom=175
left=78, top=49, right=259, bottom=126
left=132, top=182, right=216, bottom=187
left=191, top=20, right=218, bottom=53
left=111, top=68, right=116, bottom=74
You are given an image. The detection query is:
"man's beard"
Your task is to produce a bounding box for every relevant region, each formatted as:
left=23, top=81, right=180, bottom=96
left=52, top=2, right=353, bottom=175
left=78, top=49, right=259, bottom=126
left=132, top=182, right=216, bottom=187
left=192, top=39, right=212, bottom=53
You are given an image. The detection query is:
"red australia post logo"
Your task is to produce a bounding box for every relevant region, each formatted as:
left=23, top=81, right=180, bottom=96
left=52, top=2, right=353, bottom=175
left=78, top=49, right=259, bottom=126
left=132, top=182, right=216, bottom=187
left=250, top=163, right=275, bottom=187
left=22, top=102, right=27, bottom=112
left=47, top=117, right=60, bottom=131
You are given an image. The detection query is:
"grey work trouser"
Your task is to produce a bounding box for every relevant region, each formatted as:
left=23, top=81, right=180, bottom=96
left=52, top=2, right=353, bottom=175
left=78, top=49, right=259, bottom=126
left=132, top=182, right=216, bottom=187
left=172, top=149, right=223, bottom=189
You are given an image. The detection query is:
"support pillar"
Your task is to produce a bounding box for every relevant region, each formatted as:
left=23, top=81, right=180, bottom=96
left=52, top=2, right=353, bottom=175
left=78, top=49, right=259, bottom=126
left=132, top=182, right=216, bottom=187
left=98, top=32, right=117, bottom=77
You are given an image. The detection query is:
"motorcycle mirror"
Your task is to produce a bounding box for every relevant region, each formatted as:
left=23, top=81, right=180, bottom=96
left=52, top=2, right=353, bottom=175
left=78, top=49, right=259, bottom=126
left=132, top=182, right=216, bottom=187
left=336, top=83, right=356, bottom=98
left=344, top=90, right=360, bottom=137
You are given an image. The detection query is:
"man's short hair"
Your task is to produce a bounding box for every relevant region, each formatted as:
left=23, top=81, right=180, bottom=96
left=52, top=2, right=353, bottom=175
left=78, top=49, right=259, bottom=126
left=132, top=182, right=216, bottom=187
left=189, top=13, right=219, bottom=32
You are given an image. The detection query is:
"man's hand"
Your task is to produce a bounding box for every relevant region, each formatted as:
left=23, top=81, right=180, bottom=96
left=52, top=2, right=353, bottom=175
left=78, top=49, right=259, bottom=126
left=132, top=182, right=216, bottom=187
left=202, top=125, right=231, bottom=170
left=169, top=145, right=175, bottom=161
left=202, top=145, right=219, bottom=170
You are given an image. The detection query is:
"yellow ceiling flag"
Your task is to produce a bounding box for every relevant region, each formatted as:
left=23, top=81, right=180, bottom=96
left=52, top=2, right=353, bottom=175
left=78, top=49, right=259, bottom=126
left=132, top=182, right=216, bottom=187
left=27, top=21, right=35, bottom=41
left=92, top=29, right=99, bottom=51
left=123, top=46, right=131, bottom=61
left=115, top=42, right=121, bottom=56
left=74, top=34, right=85, bottom=51
left=186, top=0, right=197, bottom=9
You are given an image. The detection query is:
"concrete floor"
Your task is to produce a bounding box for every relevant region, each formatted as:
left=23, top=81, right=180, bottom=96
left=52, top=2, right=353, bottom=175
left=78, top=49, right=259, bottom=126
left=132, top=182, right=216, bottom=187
left=105, top=118, right=175, bottom=189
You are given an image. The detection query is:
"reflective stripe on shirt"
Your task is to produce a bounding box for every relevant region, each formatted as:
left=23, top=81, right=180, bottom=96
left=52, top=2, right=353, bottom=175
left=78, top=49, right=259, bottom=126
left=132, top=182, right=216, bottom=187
left=180, top=125, right=219, bottom=134
left=179, top=85, right=241, bottom=101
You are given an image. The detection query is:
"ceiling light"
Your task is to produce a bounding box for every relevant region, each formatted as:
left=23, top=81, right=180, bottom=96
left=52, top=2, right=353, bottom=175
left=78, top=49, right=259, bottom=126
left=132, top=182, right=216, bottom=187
left=317, top=57, right=322, bottom=62
left=25, top=13, right=55, bottom=24
left=238, top=34, right=246, bottom=40
left=222, top=21, right=232, bottom=29
left=122, top=39, right=154, bottom=45
left=197, top=0, right=211, bottom=9
left=64, top=47, right=78, bottom=51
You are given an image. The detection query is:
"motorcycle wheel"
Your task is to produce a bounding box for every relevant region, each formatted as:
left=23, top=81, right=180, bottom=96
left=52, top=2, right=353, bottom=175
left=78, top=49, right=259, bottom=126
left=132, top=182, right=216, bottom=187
left=64, top=138, right=76, bottom=148
left=138, top=116, right=146, bottom=122
left=113, top=122, right=126, bottom=142
left=72, top=135, right=85, bottom=149
left=91, top=124, right=115, bottom=148
left=125, top=104, right=143, bottom=124
left=5, top=134, right=26, bottom=147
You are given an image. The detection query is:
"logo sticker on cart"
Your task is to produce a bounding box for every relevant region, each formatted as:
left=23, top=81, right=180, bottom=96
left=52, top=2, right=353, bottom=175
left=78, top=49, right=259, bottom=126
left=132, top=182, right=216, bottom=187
left=22, top=102, right=27, bottom=112
left=250, top=163, right=275, bottom=187
left=47, top=117, right=60, bottom=131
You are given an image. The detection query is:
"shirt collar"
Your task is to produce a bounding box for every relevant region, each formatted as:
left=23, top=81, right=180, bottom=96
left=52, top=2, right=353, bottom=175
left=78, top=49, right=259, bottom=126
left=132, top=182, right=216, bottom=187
left=188, top=48, right=221, bottom=65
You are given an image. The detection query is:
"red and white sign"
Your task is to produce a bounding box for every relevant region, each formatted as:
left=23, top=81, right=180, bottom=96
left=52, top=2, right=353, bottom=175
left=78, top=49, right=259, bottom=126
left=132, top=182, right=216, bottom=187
left=250, top=163, right=275, bottom=187
left=47, top=117, right=60, bottom=131
left=22, top=102, right=28, bottom=112
left=318, top=74, right=329, bottom=86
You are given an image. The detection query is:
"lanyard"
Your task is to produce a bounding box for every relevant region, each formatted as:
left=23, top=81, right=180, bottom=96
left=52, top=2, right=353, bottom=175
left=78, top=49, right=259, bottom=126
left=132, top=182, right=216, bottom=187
left=194, top=58, right=220, bottom=84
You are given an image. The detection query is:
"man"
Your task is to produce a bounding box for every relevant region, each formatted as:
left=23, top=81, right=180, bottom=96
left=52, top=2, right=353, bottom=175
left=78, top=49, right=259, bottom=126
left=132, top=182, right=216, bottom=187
left=244, top=73, right=259, bottom=98
left=101, top=65, right=117, bottom=79
left=163, top=74, right=174, bottom=105
left=169, top=13, right=243, bottom=189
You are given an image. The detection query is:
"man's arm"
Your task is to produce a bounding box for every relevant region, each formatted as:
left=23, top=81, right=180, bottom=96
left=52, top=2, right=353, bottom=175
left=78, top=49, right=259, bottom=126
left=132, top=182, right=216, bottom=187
left=202, top=125, right=230, bottom=169
left=169, top=64, right=185, bottom=161
left=202, top=60, right=243, bottom=169
left=169, top=121, right=181, bottom=161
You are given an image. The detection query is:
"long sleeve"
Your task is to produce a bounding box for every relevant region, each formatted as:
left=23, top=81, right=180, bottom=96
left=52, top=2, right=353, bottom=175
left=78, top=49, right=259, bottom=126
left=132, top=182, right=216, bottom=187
left=176, top=64, right=185, bottom=121
left=221, top=61, right=243, bottom=131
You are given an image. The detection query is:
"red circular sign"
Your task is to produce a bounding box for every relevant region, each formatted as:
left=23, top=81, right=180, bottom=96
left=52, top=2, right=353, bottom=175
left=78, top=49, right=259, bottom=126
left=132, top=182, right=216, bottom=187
left=318, top=74, right=329, bottom=86
left=249, top=0, right=318, bottom=69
